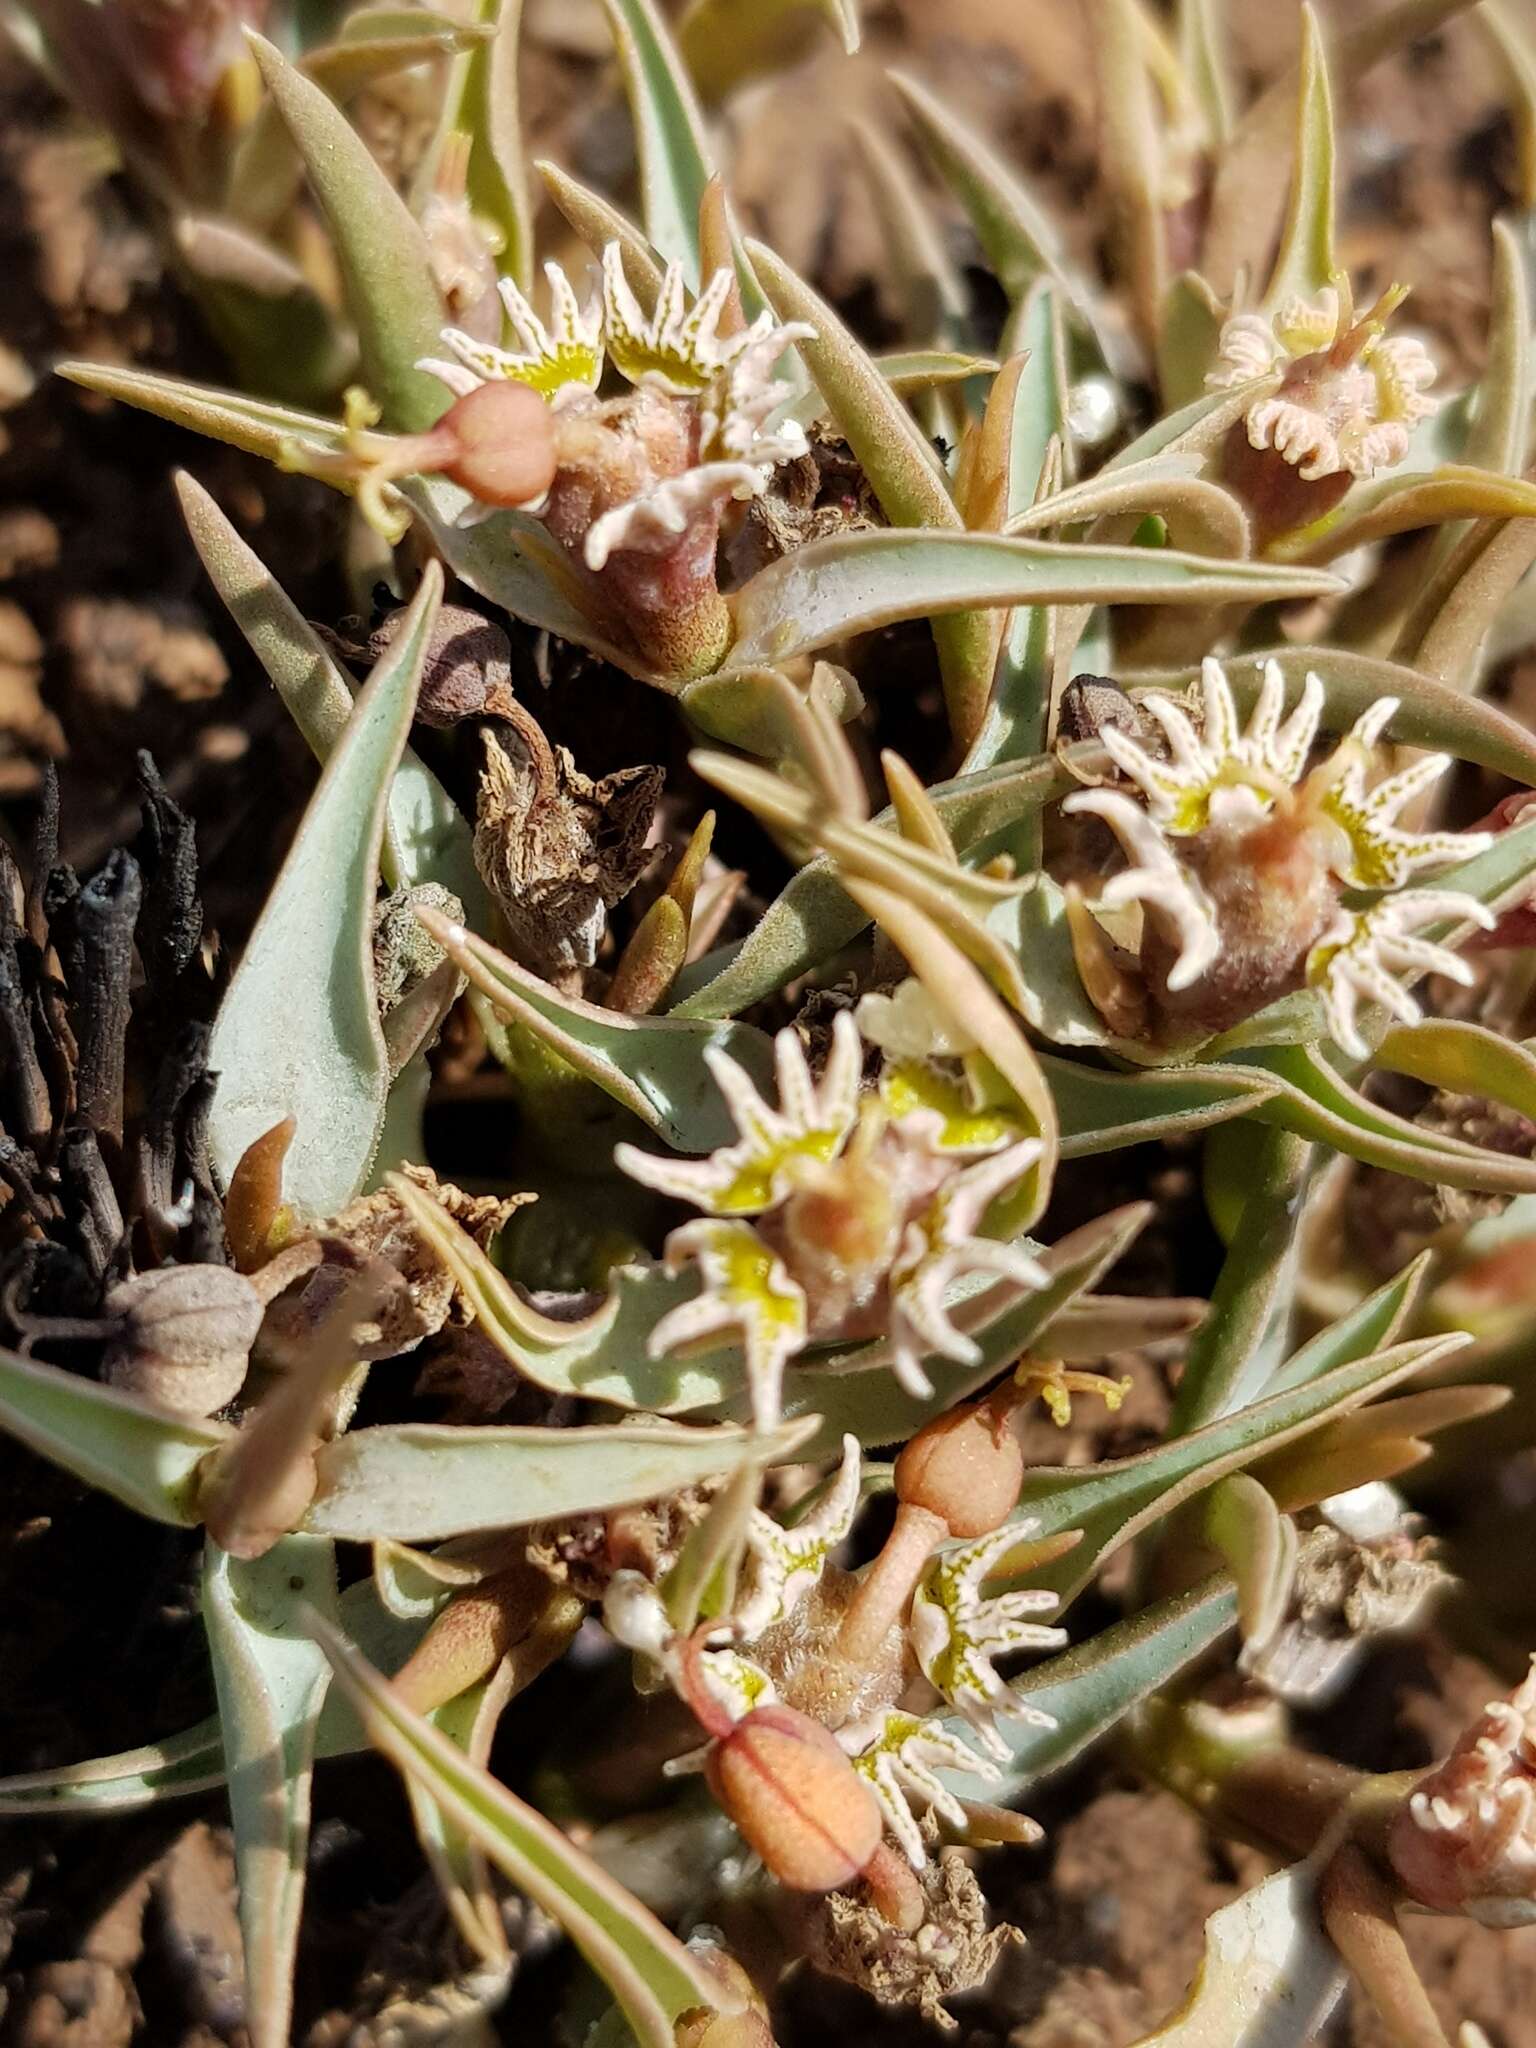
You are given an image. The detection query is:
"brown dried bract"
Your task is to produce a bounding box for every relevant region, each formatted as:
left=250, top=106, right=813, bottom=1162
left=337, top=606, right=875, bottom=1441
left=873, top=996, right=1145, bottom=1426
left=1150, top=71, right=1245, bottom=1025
left=473, top=725, right=661, bottom=976
left=262, top=1166, right=528, bottom=1362
left=807, top=1838, right=1023, bottom=2029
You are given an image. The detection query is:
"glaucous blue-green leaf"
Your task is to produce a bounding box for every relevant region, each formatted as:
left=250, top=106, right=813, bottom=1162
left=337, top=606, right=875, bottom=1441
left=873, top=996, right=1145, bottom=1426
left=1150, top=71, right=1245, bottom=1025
left=1169, top=1128, right=1310, bottom=1434
left=310, top=1613, right=730, bottom=2048
left=207, top=564, right=441, bottom=1218
left=0, top=1578, right=431, bottom=1817
left=1005, top=456, right=1252, bottom=559
left=1005, top=1332, right=1469, bottom=1611
left=722, top=527, right=1342, bottom=674
left=1044, top=1055, right=1282, bottom=1155
left=1131, top=1861, right=1345, bottom=2047
left=1235, top=1043, right=1536, bottom=1198
left=404, top=475, right=649, bottom=674
left=0, top=1348, right=228, bottom=1525
left=204, top=1535, right=338, bottom=2048
left=55, top=361, right=350, bottom=466
left=671, top=752, right=1077, bottom=1018
left=596, top=0, right=713, bottom=281
left=940, top=1574, right=1239, bottom=1801
left=1375, top=1018, right=1536, bottom=1122
left=176, top=474, right=487, bottom=920
left=746, top=237, right=994, bottom=745
left=303, top=1415, right=819, bottom=1541
left=1262, top=5, right=1337, bottom=311
left=247, top=33, right=445, bottom=429
left=422, top=909, right=776, bottom=1150
left=1269, top=1254, right=1432, bottom=1395
left=890, top=67, right=1124, bottom=373
left=1132, top=645, right=1536, bottom=787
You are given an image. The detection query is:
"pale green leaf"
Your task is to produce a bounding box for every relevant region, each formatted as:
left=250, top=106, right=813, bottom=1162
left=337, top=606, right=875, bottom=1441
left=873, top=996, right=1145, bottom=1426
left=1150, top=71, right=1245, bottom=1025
left=1374, top=1018, right=1536, bottom=1122
left=724, top=527, right=1341, bottom=674
left=204, top=1536, right=338, bottom=2048
left=207, top=564, right=441, bottom=1218
left=422, top=909, right=777, bottom=1149
left=176, top=474, right=488, bottom=919
left=1009, top=1333, right=1468, bottom=1611
left=679, top=0, right=859, bottom=100
left=1201, top=1472, right=1297, bottom=1643
left=55, top=361, right=350, bottom=468
left=247, top=33, right=446, bottom=430
left=597, top=0, right=713, bottom=281
left=1263, top=6, right=1337, bottom=310
left=745, top=236, right=994, bottom=744
left=671, top=752, right=1078, bottom=1019
left=1169, top=1129, right=1311, bottom=1434
left=536, top=159, right=668, bottom=313
left=1043, top=1054, right=1282, bottom=1155
left=0, top=1348, right=228, bottom=1526
left=304, top=1416, right=817, bottom=1541
left=943, top=1574, right=1238, bottom=1798
left=1269, top=1255, right=1432, bottom=1394
left=310, top=1613, right=732, bottom=2048
left=1277, top=465, right=1536, bottom=566
left=1130, top=1862, right=1344, bottom=2047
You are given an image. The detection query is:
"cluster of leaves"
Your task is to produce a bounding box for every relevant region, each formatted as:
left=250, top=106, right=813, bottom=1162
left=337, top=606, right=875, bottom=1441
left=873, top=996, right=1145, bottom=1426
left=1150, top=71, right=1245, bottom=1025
left=5, top=0, right=1536, bottom=2043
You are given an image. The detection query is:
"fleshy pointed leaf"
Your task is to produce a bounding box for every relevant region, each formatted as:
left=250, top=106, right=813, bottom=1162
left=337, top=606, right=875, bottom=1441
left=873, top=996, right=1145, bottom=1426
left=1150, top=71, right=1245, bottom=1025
left=207, top=564, right=442, bottom=1217
left=723, top=528, right=1341, bottom=675
left=420, top=907, right=776, bottom=1149
left=177, top=475, right=487, bottom=918
left=679, top=0, right=859, bottom=100
left=310, top=1613, right=732, bottom=2048
left=0, top=1348, right=228, bottom=1525
left=304, top=1415, right=818, bottom=1541
left=1263, top=6, right=1337, bottom=309
left=246, top=33, right=446, bottom=430
left=203, top=1536, right=338, bottom=2048
left=942, top=1574, right=1238, bottom=1797
left=597, top=0, right=714, bottom=280
left=1270, top=1255, right=1432, bottom=1393
left=1130, top=1862, right=1345, bottom=2047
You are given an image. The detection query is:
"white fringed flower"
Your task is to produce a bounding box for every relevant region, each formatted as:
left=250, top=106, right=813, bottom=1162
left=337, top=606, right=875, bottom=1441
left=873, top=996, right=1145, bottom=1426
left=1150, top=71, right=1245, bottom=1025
left=909, top=1522, right=1067, bottom=1761
left=1206, top=285, right=1438, bottom=481
left=1389, top=1659, right=1536, bottom=1927
left=583, top=460, right=775, bottom=569
left=617, top=1011, right=863, bottom=1218
left=1096, top=657, right=1324, bottom=836
left=648, top=1217, right=809, bottom=1430
left=1063, top=787, right=1221, bottom=991
left=736, top=1434, right=863, bottom=1636
left=887, top=1141, right=1047, bottom=1399
left=1308, top=890, right=1496, bottom=1059
left=841, top=1708, right=1005, bottom=1867
left=418, top=260, right=604, bottom=403
left=1317, top=698, right=1492, bottom=889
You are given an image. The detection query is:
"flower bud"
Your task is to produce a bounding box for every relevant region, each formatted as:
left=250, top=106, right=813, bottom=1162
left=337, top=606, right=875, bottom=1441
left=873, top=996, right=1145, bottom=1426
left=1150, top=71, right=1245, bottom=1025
left=705, top=1702, right=884, bottom=1892
left=895, top=1397, right=1023, bottom=1538
left=102, top=1264, right=263, bottom=1417
left=437, top=381, right=557, bottom=509
left=1387, top=1661, right=1536, bottom=1927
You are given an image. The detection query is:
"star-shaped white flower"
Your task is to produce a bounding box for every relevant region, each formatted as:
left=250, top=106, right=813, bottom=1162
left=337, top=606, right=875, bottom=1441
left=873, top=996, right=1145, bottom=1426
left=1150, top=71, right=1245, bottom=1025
left=1095, top=658, right=1324, bottom=837
left=909, top=1521, right=1068, bottom=1761
left=1307, top=890, right=1495, bottom=1058
left=418, top=260, right=603, bottom=403
left=888, top=1140, right=1048, bottom=1399
left=616, top=1010, right=863, bottom=1217
left=840, top=1708, right=1006, bottom=1867
left=1062, top=787, right=1221, bottom=992
left=646, top=1217, right=808, bottom=1430
left=1317, top=697, right=1492, bottom=890
left=583, top=460, right=774, bottom=569
left=735, top=1434, right=863, bottom=1636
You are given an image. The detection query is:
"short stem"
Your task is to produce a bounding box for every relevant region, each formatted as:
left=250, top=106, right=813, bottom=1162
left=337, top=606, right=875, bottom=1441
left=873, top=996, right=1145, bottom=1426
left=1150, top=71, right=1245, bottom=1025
left=863, top=1841, right=924, bottom=1933
left=393, top=1572, right=582, bottom=1717
left=1321, top=1841, right=1451, bottom=2048
left=836, top=1503, right=947, bottom=1667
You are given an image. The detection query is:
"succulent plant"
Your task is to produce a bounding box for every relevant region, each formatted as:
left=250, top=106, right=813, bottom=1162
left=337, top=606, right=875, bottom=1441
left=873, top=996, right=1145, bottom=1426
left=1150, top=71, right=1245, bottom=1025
left=6, top=1, right=1536, bottom=2044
